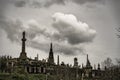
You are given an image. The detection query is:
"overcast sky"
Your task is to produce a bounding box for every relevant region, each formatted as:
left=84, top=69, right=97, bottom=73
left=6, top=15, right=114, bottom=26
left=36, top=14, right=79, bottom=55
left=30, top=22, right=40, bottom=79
left=0, top=0, right=120, bottom=67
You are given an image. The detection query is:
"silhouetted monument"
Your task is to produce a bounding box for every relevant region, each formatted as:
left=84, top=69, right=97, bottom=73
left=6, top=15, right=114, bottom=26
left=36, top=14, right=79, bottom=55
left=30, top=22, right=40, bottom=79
left=86, top=54, right=92, bottom=69
left=19, top=31, right=27, bottom=59
left=57, top=55, right=59, bottom=65
left=48, top=43, right=54, bottom=64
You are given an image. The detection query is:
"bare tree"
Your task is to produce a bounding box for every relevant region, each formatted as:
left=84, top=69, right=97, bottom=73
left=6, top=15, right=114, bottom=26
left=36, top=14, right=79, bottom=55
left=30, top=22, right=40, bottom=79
left=102, top=57, right=114, bottom=69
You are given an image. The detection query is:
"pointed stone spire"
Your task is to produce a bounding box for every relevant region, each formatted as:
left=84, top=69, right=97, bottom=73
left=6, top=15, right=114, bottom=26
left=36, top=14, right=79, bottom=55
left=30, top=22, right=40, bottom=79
left=57, top=55, right=59, bottom=65
left=48, top=43, right=54, bottom=64
left=19, top=31, right=27, bottom=59
left=86, top=54, right=92, bottom=69
left=50, top=43, right=53, bottom=52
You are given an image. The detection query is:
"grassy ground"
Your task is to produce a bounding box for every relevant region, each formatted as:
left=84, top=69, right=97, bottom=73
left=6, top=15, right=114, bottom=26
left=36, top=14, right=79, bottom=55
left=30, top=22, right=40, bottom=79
left=0, top=73, right=46, bottom=80
left=0, top=73, right=58, bottom=80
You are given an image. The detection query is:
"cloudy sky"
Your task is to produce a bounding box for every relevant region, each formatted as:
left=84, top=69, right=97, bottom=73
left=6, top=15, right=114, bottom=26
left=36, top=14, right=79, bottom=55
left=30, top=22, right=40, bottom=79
left=0, top=0, right=120, bottom=67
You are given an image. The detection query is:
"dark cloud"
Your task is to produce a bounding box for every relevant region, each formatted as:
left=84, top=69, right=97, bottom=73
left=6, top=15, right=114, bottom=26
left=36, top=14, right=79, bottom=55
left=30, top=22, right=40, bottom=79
left=29, top=40, right=85, bottom=55
left=30, top=1, right=42, bottom=8
left=0, top=17, right=24, bottom=42
left=0, top=0, right=9, bottom=15
left=14, top=0, right=65, bottom=8
left=13, top=0, right=105, bottom=8
left=14, top=0, right=26, bottom=7
left=44, top=0, right=65, bottom=7
left=73, top=0, right=101, bottom=4
left=28, top=41, right=50, bottom=53
left=54, top=43, right=85, bottom=55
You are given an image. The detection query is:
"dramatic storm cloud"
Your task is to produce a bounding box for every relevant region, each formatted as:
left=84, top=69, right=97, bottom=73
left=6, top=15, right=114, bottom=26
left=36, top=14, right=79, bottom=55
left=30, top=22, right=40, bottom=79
left=14, top=0, right=65, bottom=8
left=13, top=0, right=104, bottom=8
left=72, top=0, right=103, bottom=4
left=0, top=12, right=95, bottom=55
left=52, top=12, right=96, bottom=45
left=0, top=17, right=24, bottom=42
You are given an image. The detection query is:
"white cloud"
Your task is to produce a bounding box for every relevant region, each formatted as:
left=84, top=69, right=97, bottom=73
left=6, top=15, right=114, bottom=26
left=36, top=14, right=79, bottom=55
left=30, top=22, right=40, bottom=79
left=52, top=12, right=96, bottom=45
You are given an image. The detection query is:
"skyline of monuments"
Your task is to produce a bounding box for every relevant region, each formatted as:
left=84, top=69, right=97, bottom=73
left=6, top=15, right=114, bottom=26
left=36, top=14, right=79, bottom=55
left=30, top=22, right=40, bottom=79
left=0, top=31, right=119, bottom=80
left=0, top=31, right=106, bottom=80
left=18, top=31, right=101, bottom=69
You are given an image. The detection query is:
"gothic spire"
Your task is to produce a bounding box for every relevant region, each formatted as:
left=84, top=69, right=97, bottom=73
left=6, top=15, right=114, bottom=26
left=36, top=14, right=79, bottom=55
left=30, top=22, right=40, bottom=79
left=86, top=54, right=92, bottom=68
left=50, top=43, right=53, bottom=52
left=48, top=43, right=54, bottom=64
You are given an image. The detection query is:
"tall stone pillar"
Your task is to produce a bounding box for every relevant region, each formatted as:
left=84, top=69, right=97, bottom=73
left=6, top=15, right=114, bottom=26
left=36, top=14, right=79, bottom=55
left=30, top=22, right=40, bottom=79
left=19, top=31, right=27, bottom=59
